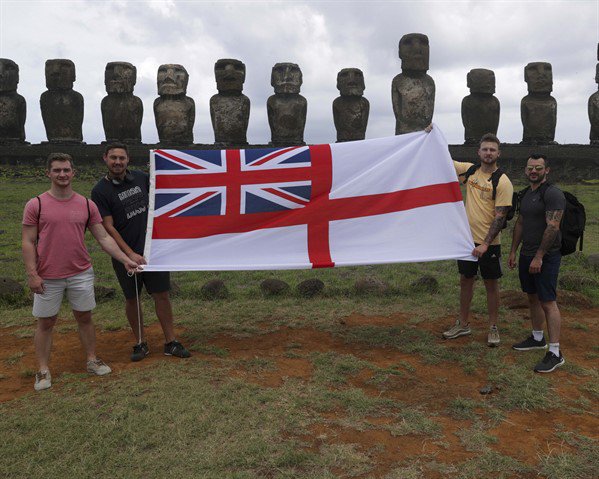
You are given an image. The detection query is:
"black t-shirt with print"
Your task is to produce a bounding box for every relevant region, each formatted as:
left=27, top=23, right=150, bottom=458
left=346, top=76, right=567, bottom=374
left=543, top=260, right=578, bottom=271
left=91, top=170, right=149, bottom=254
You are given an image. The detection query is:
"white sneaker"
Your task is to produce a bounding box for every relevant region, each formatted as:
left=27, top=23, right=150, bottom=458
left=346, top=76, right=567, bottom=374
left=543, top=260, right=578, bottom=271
left=87, top=358, right=112, bottom=376
left=487, top=325, right=500, bottom=347
left=34, top=370, right=52, bottom=391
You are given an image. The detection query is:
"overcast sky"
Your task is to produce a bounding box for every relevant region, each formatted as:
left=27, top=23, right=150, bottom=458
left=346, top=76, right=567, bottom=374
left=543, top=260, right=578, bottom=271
left=1, top=0, right=598, bottom=146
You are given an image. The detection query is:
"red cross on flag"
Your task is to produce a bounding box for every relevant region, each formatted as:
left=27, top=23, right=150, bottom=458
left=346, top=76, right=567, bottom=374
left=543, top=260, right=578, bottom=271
left=143, top=126, right=475, bottom=271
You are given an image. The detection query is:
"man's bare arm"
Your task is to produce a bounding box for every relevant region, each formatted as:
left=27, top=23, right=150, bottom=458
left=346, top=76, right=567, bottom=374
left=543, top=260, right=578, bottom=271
left=535, top=210, right=563, bottom=258
left=482, top=206, right=511, bottom=246
left=508, top=215, right=523, bottom=269
left=101, top=215, right=146, bottom=265
left=22, top=224, right=44, bottom=293
left=89, top=223, right=139, bottom=272
left=510, top=215, right=523, bottom=255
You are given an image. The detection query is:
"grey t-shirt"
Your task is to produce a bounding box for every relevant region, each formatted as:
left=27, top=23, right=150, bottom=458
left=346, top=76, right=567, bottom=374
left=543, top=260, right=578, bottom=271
left=519, top=183, right=566, bottom=256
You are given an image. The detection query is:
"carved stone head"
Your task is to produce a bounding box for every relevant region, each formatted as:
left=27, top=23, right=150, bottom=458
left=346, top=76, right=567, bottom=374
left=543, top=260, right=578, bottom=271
left=525, top=62, right=553, bottom=93
left=157, top=64, right=189, bottom=95
left=467, top=68, right=495, bottom=94
left=337, top=68, right=365, bottom=96
left=105, top=62, right=136, bottom=94
left=595, top=63, right=599, bottom=84
left=398, top=33, right=429, bottom=72
left=214, top=58, right=245, bottom=93
left=271, top=63, right=302, bottom=94
left=0, top=58, right=19, bottom=92
left=45, top=59, right=75, bottom=90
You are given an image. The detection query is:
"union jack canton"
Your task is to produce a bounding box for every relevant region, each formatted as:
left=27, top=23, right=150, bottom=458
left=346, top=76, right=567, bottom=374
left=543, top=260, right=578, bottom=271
left=152, top=147, right=312, bottom=219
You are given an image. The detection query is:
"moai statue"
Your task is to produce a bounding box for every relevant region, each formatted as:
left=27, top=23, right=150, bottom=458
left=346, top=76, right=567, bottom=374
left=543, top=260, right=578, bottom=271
left=391, top=33, right=435, bottom=134
left=40, top=59, right=84, bottom=144
left=461, top=69, right=500, bottom=145
left=588, top=63, right=599, bottom=145
left=101, top=62, right=143, bottom=144
left=153, top=64, right=195, bottom=145
left=521, top=62, right=557, bottom=145
left=267, top=63, right=307, bottom=146
left=210, top=58, right=250, bottom=146
left=332, top=68, right=369, bottom=142
left=0, top=58, right=27, bottom=144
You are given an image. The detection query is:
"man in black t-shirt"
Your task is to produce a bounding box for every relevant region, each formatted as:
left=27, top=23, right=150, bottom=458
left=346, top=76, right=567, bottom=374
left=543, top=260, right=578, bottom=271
left=508, top=154, right=565, bottom=373
left=91, top=143, right=190, bottom=362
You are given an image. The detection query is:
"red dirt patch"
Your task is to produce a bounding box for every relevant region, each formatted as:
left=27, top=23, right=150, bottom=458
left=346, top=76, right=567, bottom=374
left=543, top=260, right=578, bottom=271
left=0, top=322, right=186, bottom=402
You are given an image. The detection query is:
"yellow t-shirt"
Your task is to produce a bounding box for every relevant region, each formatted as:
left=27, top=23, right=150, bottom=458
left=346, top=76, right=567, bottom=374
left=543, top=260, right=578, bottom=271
left=454, top=161, right=514, bottom=245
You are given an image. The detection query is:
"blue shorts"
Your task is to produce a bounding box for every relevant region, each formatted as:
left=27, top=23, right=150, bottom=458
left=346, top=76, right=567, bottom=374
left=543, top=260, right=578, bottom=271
left=518, top=252, right=561, bottom=302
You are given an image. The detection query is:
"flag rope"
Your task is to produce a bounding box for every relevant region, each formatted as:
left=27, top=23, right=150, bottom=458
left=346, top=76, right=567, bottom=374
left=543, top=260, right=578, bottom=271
left=127, top=270, right=143, bottom=345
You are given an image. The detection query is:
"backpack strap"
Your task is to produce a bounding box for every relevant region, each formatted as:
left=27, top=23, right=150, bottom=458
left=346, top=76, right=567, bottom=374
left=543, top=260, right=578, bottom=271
left=459, top=164, right=505, bottom=201
left=35, top=195, right=42, bottom=242
left=536, top=181, right=552, bottom=202
left=489, top=167, right=505, bottom=201
left=516, top=186, right=530, bottom=214
left=85, top=198, right=90, bottom=230
left=36, top=195, right=41, bottom=222
left=458, top=163, right=480, bottom=184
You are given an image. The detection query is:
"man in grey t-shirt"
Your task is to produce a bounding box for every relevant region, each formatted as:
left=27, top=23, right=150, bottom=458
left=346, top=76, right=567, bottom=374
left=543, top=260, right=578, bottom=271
left=508, top=154, right=566, bottom=373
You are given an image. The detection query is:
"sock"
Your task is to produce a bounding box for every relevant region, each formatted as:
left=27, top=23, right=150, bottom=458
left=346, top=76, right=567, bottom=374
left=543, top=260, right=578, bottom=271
left=532, top=330, right=544, bottom=342
left=549, top=343, right=560, bottom=356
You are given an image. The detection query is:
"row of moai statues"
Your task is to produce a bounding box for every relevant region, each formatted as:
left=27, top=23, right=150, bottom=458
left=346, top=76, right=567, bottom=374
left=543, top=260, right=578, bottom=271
left=1, top=35, right=598, bottom=146
left=0, top=58, right=363, bottom=147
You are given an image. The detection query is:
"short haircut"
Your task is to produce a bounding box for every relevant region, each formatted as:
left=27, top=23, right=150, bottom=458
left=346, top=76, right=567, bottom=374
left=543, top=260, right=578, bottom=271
left=479, top=133, right=500, bottom=149
left=46, top=152, right=74, bottom=170
left=104, top=142, right=129, bottom=157
left=528, top=153, right=549, bottom=167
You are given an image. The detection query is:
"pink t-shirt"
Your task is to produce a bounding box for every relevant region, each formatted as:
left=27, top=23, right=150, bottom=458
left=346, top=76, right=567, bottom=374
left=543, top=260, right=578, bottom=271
left=23, top=192, right=102, bottom=279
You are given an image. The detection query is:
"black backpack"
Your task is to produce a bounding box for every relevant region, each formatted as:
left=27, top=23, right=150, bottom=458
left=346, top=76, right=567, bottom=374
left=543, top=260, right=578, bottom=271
left=459, top=164, right=517, bottom=228
left=517, top=183, right=586, bottom=256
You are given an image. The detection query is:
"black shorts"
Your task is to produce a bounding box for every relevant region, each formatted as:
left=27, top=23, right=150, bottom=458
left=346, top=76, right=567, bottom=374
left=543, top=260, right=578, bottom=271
left=111, top=258, right=170, bottom=300
left=457, top=244, right=502, bottom=280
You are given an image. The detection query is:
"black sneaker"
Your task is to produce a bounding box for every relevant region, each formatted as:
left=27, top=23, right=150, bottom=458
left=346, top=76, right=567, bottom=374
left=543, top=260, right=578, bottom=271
left=534, top=351, right=565, bottom=373
left=131, top=342, right=149, bottom=362
left=164, top=340, right=191, bottom=358
left=512, top=335, right=547, bottom=351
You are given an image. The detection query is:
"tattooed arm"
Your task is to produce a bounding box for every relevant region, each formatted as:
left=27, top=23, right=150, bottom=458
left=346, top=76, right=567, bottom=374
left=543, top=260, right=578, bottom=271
left=529, top=209, right=563, bottom=274
left=472, top=206, right=511, bottom=258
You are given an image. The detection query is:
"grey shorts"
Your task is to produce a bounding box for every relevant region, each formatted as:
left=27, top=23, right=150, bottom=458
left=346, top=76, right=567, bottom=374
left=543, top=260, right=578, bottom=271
left=32, top=267, right=96, bottom=318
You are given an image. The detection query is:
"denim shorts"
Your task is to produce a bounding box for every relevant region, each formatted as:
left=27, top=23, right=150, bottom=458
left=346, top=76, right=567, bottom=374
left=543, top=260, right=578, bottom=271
left=518, top=252, right=561, bottom=302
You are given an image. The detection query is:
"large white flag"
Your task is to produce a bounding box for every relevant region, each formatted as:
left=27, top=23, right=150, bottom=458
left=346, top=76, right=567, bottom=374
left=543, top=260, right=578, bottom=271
left=143, top=126, right=475, bottom=271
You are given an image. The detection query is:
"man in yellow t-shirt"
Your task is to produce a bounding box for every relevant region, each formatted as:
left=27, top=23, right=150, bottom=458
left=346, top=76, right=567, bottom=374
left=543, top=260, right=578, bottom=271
left=443, top=133, right=514, bottom=346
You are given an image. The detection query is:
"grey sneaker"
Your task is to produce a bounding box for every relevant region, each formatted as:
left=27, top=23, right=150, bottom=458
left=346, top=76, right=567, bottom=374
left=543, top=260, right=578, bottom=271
left=534, top=351, right=565, bottom=373
left=442, top=320, right=471, bottom=339
left=87, top=358, right=112, bottom=376
left=34, top=370, right=52, bottom=391
left=487, top=325, right=500, bottom=347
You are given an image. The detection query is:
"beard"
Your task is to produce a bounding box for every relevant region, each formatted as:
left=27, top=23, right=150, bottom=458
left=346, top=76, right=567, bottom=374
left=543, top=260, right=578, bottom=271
left=528, top=172, right=547, bottom=184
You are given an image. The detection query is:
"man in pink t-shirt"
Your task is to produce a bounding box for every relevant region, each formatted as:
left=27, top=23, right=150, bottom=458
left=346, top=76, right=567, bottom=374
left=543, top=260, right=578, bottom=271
left=22, top=153, right=139, bottom=391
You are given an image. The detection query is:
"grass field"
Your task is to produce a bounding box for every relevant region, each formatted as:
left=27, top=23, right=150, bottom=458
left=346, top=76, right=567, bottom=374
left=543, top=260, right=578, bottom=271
left=0, top=168, right=597, bottom=478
